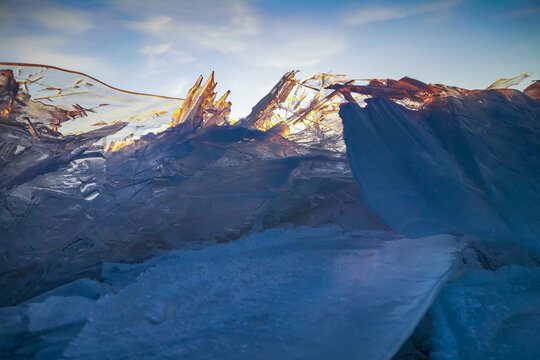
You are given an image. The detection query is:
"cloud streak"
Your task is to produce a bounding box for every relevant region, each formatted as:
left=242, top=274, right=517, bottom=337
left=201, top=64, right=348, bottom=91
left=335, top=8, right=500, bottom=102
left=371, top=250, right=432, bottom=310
left=32, top=8, right=94, bottom=33
left=124, top=0, right=343, bottom=69
left=126, top=1, right=261, bottom=55
left=236, top=23, right=345, bottom=68
left=341, top=0, right=462, bottom=26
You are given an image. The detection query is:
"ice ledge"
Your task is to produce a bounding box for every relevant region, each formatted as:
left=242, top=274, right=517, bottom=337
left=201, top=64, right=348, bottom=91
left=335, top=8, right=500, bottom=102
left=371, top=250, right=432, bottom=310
left=66, top=227, right=462, bottom=359
left=1, top=226, right=463, bottom=359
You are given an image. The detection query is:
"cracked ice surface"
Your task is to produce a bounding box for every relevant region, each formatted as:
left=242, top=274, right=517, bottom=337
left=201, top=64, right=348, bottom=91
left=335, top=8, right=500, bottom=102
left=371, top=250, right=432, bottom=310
left=0, top=226, right=462, bottom=360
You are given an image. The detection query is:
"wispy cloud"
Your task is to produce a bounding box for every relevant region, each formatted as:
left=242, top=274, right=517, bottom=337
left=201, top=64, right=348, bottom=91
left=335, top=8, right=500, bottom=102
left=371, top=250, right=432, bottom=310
left=122, top=0, right=263, bottom=76
left=31, top=8, right=94, bottom=33
left=341, top=0, right=462, bottom=26
left=0, top=1, right=103, bottom=75
left=237, top=23, right=345, bottom=68
left=139, top=42, right=196, bottom=72
left=0, top=3, right=94, bottom=34
left=124, top=1, right=343, bottom=70
left=0, top=35, right=101, bottom=72
left=131, top=15, right=172, bottom=33
left=126, top=1, right=261, bottom=54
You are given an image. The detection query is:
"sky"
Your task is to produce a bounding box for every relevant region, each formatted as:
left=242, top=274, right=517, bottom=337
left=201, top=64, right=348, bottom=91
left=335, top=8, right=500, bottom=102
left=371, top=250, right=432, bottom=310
left=1, top=0, right=539, bottom=118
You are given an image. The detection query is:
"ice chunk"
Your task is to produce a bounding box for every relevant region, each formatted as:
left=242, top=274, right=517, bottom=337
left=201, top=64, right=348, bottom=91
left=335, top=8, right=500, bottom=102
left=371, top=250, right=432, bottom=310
left=27, top=296, right=95, bottom=332
left=0, top=63, right=184, bottom=146
left=0, top=279, right=110, bottom=359
left=339, top=88, right=540, bottom=244
left=23, top=279, right=111, bottom=305
left=62, top=227, right=461, bottom=360
left=486, top=72, right=531, bottom=90
left=525, top=80, right=540, bottom=100
left=430, top=265, right=540, bottom=360
left=169, top=72, right=231, bottom=129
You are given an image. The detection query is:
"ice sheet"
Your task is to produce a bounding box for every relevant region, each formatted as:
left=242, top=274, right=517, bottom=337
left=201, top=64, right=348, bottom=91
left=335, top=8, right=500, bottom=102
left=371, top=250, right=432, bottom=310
left=58, top=226, right=461, bottom=360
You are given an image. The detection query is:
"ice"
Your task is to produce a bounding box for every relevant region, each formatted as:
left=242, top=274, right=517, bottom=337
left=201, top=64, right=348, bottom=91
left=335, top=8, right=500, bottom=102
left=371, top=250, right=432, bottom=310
left=1, top=63, right=539, bottom=359
left=486, top=72, right=531, bottom=90
left=0, top=279, right=110, bottom=359
left=1, top=65, right=389, bottom=305
left=0, top=227, right=462, bottom=359
left=27, top=296, right=96, bottom=332
left=339, top=90, right=540, bottom=244
left=430, top=265, right=540, bottom=360
left=525, top=80, right=540, bottom=100
left=52, top=226, right=458, bottom=360
left=22, top=279, right=112, bottom=304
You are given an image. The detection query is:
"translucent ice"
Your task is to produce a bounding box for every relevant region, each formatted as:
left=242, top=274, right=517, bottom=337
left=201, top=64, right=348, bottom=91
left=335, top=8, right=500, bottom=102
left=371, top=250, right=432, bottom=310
left=1, top=62, right=538, bottom=359
left=486, top=72, right=531, bottom=90
left=0, top=64, right=388, bottom=305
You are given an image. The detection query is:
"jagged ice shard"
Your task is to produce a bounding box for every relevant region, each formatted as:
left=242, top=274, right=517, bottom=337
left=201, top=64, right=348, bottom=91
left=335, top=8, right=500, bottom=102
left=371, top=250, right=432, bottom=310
left=0, top=64, right=539, bottom=359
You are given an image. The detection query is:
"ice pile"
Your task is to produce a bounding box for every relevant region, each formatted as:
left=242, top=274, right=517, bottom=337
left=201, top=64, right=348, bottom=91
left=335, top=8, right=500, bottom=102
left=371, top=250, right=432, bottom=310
left=0, top=65, right=387, bottom=305
left=1, top=63, right=539, bottom=359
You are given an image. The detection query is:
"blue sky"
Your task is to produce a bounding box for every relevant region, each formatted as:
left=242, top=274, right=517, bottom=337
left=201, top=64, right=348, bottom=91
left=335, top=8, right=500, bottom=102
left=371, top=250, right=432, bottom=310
left=1, top=0, right=539, bottom=118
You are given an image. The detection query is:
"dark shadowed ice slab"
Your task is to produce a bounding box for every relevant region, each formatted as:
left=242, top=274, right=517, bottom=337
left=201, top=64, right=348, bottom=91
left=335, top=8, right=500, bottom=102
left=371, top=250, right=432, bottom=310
left=340, top=91, right=540, bottom=245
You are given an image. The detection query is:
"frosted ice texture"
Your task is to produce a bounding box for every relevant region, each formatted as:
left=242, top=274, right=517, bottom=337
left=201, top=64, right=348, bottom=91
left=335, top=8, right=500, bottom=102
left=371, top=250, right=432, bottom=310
left=1, top=227, right=461, bottom=360
left=430, top=265, right=540, bottom=360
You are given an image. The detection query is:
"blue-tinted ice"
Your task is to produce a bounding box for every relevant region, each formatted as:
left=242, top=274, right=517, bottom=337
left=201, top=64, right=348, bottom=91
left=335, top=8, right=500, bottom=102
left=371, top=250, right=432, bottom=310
left=1, top=64, right=539, bottom=359
left=1, top=227, right=462, bottom=360
left=340, top=92, right=540, bottom=244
